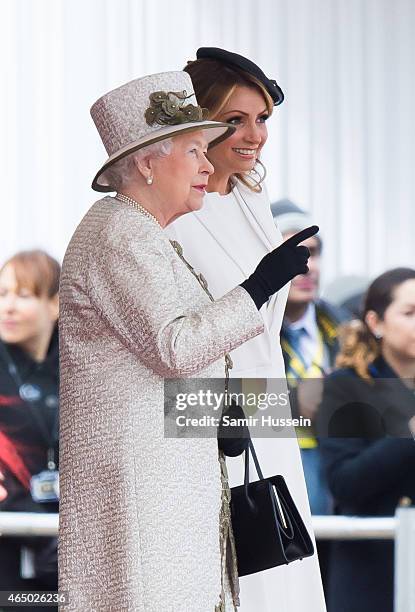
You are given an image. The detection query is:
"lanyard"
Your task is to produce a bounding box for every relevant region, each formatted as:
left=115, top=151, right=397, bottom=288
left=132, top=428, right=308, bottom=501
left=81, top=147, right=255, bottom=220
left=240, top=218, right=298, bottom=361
left=0, top=342, right=58, bottom=469
left=282, top=331, right=326, bottom=381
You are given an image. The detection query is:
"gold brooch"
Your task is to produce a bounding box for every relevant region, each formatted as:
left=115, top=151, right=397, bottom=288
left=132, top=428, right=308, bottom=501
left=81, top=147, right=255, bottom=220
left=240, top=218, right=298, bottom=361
left=145, top=90, right=208, bottom=126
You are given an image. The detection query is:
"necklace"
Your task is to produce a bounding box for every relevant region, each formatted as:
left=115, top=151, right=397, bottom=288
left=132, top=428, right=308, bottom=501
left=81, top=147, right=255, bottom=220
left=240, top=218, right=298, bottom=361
left=116, top=193, right=161, bottom=227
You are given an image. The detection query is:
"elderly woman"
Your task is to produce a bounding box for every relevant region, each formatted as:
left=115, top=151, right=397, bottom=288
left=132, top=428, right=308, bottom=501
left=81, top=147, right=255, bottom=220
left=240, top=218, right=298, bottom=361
left=58, top=71, right=315, bottom=612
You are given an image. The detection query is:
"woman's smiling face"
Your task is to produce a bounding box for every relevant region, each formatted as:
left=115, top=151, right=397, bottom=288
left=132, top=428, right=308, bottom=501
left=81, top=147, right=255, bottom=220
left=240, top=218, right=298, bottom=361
left=207, top=85, right=270, bottom=178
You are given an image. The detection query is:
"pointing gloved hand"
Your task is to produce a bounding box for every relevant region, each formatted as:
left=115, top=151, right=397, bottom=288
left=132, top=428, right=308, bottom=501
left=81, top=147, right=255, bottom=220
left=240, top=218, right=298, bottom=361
left=240, top=225, right=320, bottom=309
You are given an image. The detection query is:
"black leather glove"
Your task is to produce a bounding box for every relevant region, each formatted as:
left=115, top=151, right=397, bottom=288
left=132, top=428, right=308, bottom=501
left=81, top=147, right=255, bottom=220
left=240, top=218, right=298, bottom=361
left=240, top=225, right=320, bottom=309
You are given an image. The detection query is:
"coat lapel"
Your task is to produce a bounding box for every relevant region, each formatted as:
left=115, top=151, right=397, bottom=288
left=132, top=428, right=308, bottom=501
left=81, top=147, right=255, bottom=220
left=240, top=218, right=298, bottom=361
left=233, top=183, right=281, bottom=250
left=191, top=196, right=257, bottom=277
left=190, top=183, right=280, bottom=277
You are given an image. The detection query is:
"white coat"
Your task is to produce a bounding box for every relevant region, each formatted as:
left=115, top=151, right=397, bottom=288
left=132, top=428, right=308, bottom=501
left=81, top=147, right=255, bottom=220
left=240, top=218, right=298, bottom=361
left=167, top=180, right=327, bottom=612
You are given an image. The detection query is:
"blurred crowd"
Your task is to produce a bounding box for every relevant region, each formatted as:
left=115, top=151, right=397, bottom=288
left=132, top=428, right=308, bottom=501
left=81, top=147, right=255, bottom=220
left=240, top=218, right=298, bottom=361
left=1, top=200, right=414, bottom=612
left=272, top=201, right=415, bottom=612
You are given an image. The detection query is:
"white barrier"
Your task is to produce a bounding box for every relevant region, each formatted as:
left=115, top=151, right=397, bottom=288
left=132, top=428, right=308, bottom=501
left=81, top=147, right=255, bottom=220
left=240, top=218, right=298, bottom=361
left=0, top=512, right=399, bottom=540
left=0, top=512, right=58, bottom=536
left=312, top=515, right=395, bottom=540
left=394, top=507, right=415, bottom=612
left=0, top=512, right=401, bottom=540
left=1, top=509, right=415, bottom=611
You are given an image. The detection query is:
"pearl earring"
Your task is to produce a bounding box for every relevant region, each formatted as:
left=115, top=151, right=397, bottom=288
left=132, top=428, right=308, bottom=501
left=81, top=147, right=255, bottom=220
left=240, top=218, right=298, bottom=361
left=146, top=176, right=153, bottom=185
left=374, top=331, right=383, bottom=339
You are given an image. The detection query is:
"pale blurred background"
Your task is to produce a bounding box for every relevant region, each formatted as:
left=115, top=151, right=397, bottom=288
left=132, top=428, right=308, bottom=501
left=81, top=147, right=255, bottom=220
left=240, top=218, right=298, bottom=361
left=1, top=0, right=414, bottom=286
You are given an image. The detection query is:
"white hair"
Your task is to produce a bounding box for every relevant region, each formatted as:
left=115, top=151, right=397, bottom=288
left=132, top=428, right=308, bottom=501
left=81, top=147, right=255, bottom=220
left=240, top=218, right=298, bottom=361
left=103, top=138, right=173, bottom=192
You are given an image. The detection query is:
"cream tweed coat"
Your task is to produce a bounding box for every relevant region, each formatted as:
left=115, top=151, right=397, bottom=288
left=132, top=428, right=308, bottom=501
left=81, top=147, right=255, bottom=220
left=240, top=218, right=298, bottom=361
left=58, top=196, right=264, bottom=612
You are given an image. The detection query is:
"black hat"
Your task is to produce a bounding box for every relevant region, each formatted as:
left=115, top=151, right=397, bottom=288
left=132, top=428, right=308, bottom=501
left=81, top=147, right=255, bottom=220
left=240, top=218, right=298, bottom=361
left=196, top=47, right=284, bottom=106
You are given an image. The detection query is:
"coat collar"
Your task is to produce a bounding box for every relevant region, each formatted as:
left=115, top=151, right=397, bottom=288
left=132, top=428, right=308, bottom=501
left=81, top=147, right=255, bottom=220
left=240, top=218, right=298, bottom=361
left=190, top=181, right=280, bottom=276
left=369, top=356, right=399, bottom=379
left=232, top=182, right=279, bottom=249
left=2, top=324, right=59, bottom=379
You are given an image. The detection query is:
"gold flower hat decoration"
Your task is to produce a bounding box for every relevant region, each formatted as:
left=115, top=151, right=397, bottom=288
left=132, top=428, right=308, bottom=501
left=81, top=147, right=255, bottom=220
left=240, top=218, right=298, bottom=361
left=145, top=90, right=209, bottom=126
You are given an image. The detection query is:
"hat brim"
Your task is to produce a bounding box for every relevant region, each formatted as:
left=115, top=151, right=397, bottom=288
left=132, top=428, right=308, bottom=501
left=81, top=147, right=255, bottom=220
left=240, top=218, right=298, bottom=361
left=92, top=121, right=234, bottom=192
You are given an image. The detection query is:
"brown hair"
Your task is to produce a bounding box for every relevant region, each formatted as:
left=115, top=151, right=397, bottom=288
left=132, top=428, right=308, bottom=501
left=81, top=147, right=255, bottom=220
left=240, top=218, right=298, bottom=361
left=184, top=58, right=274, bottom=192
left=0, top=250, right=61, bottom=298
left=336, top=267, right=415, bottom=380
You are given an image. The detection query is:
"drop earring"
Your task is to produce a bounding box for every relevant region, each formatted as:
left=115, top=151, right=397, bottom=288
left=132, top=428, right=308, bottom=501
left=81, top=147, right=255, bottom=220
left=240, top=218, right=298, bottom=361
left=146, top=176, right=153, bottom=185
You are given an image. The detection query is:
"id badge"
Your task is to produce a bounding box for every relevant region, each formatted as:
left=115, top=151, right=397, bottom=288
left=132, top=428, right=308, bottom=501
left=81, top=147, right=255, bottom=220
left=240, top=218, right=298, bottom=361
left=30, top=470, right=59, bottom=503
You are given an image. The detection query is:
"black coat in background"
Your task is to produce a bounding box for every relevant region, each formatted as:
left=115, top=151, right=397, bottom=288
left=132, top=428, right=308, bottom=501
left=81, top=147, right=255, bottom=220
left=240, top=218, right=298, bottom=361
left=0, top=326, right=59, bottom=511
left=318, top=357, right=415, bottom=612
left=0, top=327, right=59, bottom=608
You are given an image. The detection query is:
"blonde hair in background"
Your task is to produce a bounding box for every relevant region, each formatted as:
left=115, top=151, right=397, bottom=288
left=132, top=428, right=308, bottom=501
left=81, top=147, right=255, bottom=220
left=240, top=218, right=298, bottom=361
left=335, top=320, right=380, bottom=382
left=335, top=267, right=415, bottom=381
left=184, top=59, right=274, bottom=193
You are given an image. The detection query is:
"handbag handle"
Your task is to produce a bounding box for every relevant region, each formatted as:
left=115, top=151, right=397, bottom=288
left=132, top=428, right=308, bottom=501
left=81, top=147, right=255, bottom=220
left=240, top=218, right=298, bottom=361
left=244, top=438, right=264, bottom=485
left=243, top=438, right=264, bottom=512
left=243, top=439, right=294, bottom=536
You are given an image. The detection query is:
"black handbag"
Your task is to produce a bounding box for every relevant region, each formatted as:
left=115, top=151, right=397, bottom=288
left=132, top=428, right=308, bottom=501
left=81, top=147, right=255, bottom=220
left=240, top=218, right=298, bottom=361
left=230, top=438, right=315, bottom=576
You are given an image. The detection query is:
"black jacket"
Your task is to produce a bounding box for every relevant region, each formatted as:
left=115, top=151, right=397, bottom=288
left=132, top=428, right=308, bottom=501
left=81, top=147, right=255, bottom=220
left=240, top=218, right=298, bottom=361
left=0, top=326, right=59, bottom=513
left=318, top=357, right=415, bottom=612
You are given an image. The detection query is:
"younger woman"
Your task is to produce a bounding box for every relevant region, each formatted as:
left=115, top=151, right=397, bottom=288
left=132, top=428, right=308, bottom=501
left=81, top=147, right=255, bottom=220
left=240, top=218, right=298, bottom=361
left=167, top=48, right=326, bottom=612
left=319, top=267, right=415, bottom=612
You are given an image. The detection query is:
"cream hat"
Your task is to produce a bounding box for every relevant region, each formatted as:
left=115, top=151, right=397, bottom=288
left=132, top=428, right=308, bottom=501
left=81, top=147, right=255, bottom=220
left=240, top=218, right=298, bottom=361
left=90, top=71, right=234, bottom=192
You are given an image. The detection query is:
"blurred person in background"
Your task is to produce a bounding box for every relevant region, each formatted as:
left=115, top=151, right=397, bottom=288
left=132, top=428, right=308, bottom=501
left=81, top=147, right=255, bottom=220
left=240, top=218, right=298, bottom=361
left=0, top=250, right=60, bottom=609
left=318, top=267, right=415, bottom=612
left=167, top=49, right=326, bottom=611
left=271, top=199, right=348, bottom=592
left=322, top=274, right=370, bottom=320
